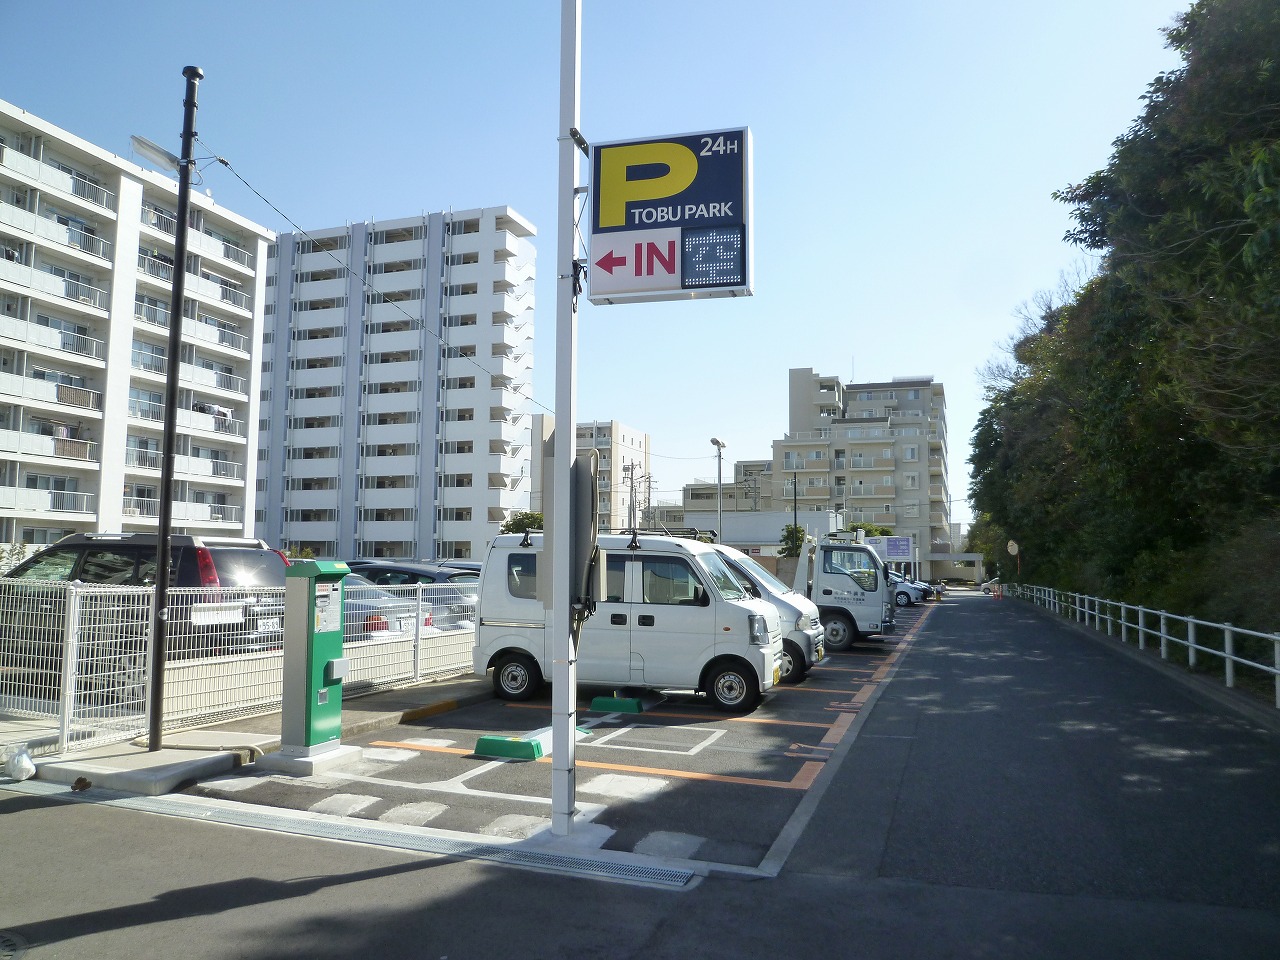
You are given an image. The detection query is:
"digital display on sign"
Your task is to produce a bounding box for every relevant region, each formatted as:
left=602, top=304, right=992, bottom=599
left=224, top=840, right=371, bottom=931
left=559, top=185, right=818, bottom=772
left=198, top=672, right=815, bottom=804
left=682, top=226, right=745, bottom=288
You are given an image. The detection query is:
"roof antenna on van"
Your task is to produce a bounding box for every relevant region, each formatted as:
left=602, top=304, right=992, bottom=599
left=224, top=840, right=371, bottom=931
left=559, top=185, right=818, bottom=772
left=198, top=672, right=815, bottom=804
left=519, top=530, right=532, bottom=548
left=628, top=530, right=640, bottom=550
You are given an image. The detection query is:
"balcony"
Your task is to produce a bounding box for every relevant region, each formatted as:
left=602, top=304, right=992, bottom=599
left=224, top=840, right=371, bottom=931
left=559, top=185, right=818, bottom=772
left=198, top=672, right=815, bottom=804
left=121, top=498, right=243, bottom=524
left=0, top=145, right=115, bottom=211
left=0, top=485, right=96, bottom=514
left=0, top=313, right=105, bottom=361
left=0, top=427, right=99, bottom=463
left=0, top=370, right=102, bottom=412
left=844, top=484, right=897, bottom=498
left=134, top=303, right=249, bottom=355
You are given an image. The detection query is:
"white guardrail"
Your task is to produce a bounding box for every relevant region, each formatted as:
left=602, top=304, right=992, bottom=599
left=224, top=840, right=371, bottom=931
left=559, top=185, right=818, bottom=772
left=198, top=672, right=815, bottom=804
left=0, top=581, right=477, bottom=756
left=1007, top=583, right=1280, bottom=709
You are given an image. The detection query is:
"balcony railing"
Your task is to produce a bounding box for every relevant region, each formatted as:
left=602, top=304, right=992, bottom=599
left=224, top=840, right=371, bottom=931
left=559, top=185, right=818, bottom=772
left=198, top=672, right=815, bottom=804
left=142, top=204, right=177, bottom=235
left=0, top=485, right=96, bottom=514
left=0, top=427, right=99, bottom=463
left=0, top=314, right=105, bottom=360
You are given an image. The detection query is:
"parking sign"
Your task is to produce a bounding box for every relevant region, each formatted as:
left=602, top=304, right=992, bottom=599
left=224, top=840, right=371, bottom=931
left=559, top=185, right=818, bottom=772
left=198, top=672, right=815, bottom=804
left=588, top=128, right=753, bottom=305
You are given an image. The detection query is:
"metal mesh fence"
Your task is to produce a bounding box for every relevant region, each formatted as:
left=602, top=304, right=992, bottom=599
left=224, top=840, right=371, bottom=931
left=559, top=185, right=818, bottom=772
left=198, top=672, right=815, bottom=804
left=1, top=579, right=476, bottom=754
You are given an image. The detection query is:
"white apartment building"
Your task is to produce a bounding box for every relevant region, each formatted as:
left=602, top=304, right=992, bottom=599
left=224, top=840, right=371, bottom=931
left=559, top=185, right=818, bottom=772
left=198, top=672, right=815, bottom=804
left=529, top=415, right=652, bottom=532
left=257, top=208, right=536, bottom=561
left=0, top=99, right=272, bottom=546
left=683, top=368, right=953, bottom=575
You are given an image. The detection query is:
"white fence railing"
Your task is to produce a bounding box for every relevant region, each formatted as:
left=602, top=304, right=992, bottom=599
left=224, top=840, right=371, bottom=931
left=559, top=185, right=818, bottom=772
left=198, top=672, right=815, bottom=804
left=1008, top=584, right=1280, bottom=709
left=0, top=581, right=477, bottom=756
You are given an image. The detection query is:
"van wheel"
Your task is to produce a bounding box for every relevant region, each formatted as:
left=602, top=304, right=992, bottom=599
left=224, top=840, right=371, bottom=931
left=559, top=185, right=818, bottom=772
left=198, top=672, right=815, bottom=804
left=493, top=652, right=542, bottom=701
left=895, top=591, right=913, bottom=607
left=705, top=661, right=761, bottom=713
left=779, top=641, right=807, bottom=684
left=821, top=612, right=856, bottom=651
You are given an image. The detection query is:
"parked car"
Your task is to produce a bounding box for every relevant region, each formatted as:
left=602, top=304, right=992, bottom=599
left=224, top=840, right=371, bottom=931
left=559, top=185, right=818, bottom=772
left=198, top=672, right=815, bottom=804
left=345, top=560, right=477, bottom=628
left=982, top=578, right=1001, bottom=595
left=0, top=533, right=288, bottom=703
left=342, top=573, right=436, bottom=643
left=887, top=571, right=927, bottom=607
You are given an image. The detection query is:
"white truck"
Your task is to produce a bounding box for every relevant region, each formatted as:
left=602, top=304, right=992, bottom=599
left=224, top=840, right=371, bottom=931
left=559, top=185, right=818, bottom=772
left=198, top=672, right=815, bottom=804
left=792, top=532, right=895, bottom=650
left=474, top=532, right=784, bottom=712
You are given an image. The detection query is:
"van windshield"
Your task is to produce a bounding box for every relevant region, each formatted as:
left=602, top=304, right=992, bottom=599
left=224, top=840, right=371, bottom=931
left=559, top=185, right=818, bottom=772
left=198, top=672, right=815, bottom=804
left=730, top=553, right=791, bottom=595
left=696, top=552, right=748, bottom=601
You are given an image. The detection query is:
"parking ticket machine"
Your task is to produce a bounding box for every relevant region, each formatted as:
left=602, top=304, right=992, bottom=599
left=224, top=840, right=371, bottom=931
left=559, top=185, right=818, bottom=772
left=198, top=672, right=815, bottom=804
left=280, top=560, right=349, bottom=756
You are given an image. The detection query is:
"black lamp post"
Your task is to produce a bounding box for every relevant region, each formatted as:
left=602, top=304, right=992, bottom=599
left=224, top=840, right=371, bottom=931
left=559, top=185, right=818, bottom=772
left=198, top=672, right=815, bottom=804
left=148, top=65, right=203, bottom=751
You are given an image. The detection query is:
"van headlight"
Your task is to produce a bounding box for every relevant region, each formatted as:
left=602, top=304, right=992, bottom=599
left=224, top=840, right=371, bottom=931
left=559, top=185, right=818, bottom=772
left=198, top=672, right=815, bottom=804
left=794, top=613, right=809, bottom=632
left=748, top=613, right=770, bottom=646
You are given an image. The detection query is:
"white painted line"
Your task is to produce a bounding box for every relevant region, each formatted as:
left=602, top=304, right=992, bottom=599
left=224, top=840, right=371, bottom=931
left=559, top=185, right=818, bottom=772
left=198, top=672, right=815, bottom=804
left=309, top=793, right=378, bottom=817
left=579, top=773, right=669, bottom=800
left=380, top=801, right=448, bottom=826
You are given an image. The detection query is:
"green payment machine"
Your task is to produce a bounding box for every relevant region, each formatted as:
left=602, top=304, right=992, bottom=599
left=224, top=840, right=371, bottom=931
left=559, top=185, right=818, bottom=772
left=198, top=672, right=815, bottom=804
left=279, top=560, right=350, bottom=758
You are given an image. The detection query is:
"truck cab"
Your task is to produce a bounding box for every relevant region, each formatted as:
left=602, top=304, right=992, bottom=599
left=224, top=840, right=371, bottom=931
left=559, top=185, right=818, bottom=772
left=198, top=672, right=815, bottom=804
left=792, top=532, right=895, bottom=650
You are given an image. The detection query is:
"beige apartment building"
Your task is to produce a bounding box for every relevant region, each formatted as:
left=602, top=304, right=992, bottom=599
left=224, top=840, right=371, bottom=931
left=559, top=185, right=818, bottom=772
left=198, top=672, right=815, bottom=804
left=529, top=415, right=651, bottom=533
left=683, top=367, right=953, bottom=572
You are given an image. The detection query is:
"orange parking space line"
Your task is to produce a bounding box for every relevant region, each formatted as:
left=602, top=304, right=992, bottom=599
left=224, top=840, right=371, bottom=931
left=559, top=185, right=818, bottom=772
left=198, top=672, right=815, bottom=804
left=821, top=710, right=858, bottom=745
left=369, top=740, right=473, bottom=755
left=372, top=738, right=830, bottom=791
left=504, top=699, right=831, bottom=728
left=534, top=754, right=815, bottom=790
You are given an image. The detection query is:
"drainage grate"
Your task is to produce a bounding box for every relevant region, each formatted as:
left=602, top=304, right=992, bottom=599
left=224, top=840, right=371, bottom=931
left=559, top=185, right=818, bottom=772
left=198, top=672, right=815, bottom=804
left=0, top=930, right=28, bottom=960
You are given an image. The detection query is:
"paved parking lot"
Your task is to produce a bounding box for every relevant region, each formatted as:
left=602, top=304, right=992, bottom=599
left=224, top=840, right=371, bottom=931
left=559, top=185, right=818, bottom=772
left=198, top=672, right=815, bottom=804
left=184, top=603, right=934, bottom=870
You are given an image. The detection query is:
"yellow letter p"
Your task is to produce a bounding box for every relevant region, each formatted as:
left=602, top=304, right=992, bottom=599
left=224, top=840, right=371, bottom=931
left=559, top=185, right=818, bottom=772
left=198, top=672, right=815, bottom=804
left=597, top=141, right=699, bottom=229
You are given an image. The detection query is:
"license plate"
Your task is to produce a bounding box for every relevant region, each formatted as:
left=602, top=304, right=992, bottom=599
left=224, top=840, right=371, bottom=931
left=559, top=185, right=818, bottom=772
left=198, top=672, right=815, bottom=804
left=259, top=617, right=282, bottom=633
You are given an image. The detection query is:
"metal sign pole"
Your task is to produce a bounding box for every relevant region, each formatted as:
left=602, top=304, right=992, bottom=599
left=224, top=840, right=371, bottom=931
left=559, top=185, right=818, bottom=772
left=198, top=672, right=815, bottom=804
left=550, top=0, right=582, bottom=836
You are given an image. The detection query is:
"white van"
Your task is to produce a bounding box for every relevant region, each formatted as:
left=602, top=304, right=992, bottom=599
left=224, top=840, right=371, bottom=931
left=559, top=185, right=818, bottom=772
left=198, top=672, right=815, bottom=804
left=474, top=533, right=783, bottom=712
left=710, top=543, right=824, bottom=683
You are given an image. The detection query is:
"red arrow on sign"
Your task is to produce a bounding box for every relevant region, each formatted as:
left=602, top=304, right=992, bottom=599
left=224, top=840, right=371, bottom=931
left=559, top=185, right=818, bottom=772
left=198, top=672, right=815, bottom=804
left=594, top=249, right=627, bottom=274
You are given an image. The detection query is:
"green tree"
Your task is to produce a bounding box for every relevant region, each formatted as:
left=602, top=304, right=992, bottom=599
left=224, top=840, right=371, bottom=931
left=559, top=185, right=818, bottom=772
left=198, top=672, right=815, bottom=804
left=778, top=524, right=805, bottom=559
left=501, top=511, right=544, bottom=534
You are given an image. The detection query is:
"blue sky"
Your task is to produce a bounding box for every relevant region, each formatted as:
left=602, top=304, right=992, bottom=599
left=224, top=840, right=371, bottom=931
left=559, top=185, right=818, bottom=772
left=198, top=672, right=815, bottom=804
left=3, top=1, right=1192, bottom=522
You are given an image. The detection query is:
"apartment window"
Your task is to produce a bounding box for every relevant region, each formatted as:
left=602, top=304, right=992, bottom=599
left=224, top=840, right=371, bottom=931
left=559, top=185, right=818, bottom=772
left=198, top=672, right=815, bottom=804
left=442, top=440, right=474, bottom=454
left=446, top=283, right=478, bottom=296
left=372, top=226, right=423, bottom=244
left=446, top=314, right=477, bottom=327
left=903, top=445, right=919, bottom=462
left=438, top=507, right=473, bottom=522
left=297, top=236, right=348, bottom=253
left=445, top=377, right=476, bottom=390
left=447, top=218, right=481, bottom=235
left=442, top=473, right=473, bottom=488
left=443, top=408, right=474, bottom=422
left=447, top=252, right=479, bottom=265
left=903, top=473, right=920, bottom=490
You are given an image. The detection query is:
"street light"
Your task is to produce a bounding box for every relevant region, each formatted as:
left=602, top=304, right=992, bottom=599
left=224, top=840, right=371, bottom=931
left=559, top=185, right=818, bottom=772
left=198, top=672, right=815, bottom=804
left=710, top=438, right=726, bottom=542
left=143, top=65, right=203, bottom=752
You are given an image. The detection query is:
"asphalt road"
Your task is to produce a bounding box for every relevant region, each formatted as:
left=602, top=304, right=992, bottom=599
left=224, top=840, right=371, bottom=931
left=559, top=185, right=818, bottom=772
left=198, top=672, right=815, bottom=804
left=3, top=591, right=1279, bottom=959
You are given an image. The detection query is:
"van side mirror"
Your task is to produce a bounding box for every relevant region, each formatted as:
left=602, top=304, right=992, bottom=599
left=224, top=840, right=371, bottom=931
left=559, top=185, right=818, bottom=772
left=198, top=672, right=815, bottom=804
left=694, top=584, right=710, bottom=607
